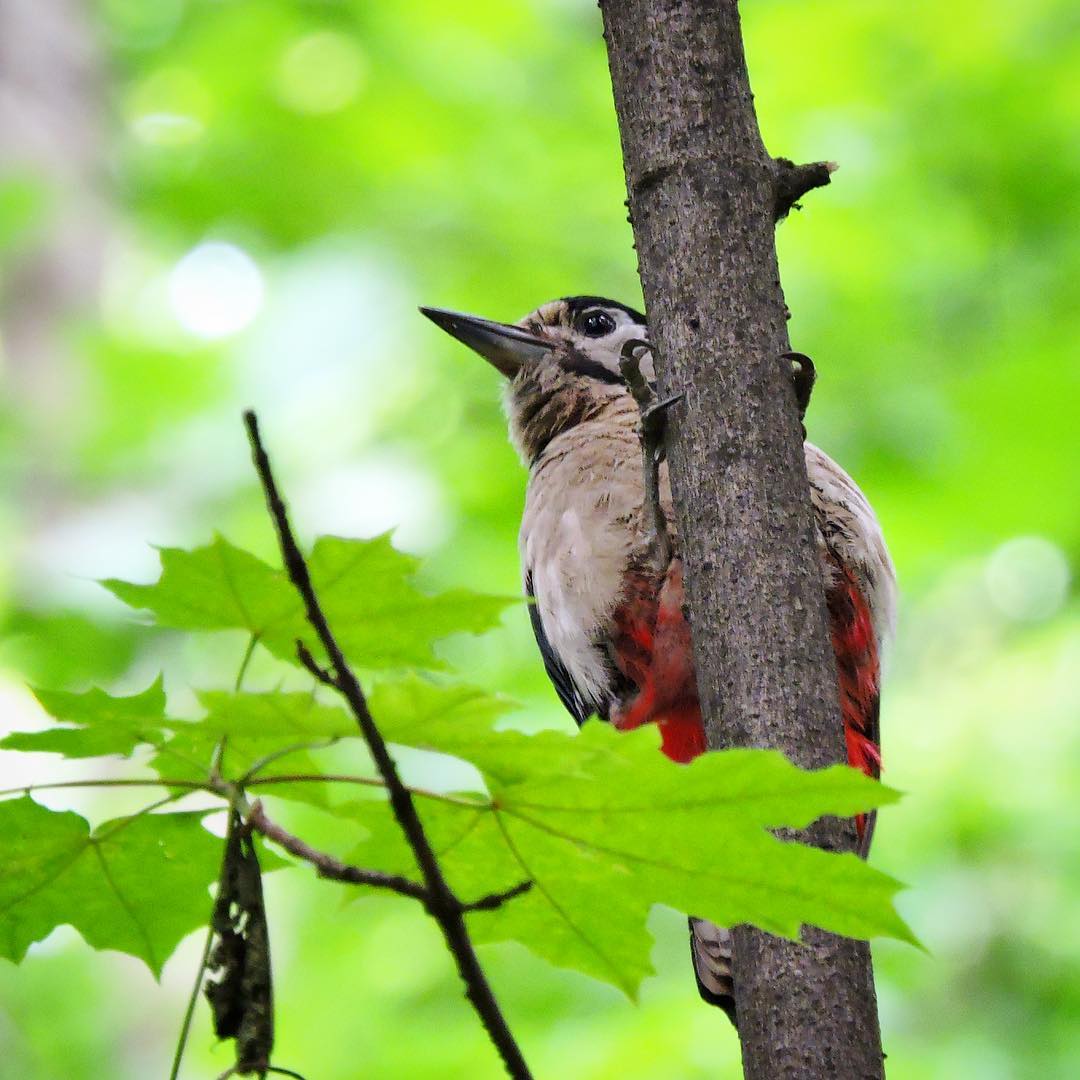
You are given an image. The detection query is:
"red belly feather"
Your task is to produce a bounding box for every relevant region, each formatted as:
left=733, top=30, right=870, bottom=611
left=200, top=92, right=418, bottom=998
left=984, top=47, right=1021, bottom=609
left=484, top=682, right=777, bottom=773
left=608, top=558, right=881, bottom=837
left=609, top=562, right=705, bottom=763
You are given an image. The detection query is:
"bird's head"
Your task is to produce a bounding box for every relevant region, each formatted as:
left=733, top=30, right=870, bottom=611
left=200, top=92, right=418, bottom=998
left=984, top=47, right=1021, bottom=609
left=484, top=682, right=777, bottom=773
left=421, top=295, right=650, bottom=463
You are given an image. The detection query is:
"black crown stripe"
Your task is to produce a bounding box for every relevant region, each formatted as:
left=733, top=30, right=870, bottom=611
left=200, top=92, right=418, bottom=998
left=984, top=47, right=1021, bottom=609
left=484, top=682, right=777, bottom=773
left=561, top=295, right=647, bottom=326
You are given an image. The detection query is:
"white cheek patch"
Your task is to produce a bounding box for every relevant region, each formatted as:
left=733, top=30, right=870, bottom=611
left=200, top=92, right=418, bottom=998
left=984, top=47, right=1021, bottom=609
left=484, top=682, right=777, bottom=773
left=579, top=322, right=652, bottom=381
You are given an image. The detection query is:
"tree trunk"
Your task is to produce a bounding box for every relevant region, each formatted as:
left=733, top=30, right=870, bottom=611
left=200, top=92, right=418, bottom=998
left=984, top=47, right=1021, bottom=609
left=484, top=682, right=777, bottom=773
left=0, top=0, right=106, bottom=421
left=599, top=2, right=885, bottom=1077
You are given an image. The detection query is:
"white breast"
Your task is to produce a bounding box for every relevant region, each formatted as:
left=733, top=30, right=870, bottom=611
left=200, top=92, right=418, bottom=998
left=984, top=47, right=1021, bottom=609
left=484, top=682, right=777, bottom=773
left=520, top=413, right=645, bottom=711
left=521, top=427, right=897, bottom=711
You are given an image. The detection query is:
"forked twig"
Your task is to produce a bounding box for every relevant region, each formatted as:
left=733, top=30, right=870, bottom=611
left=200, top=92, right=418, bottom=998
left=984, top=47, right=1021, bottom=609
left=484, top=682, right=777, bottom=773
left=246, top=799, right=428, bottom=899
left=460, top=880, right=534, bottom=912
left=295, top=640, right=335, bottom=687
left=247, top=799, right=530, bottom=912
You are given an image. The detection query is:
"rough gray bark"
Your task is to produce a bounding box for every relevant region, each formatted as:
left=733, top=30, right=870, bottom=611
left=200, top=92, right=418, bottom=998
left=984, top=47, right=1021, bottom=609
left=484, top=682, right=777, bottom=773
left=599, top=2, right=885, bottom=1077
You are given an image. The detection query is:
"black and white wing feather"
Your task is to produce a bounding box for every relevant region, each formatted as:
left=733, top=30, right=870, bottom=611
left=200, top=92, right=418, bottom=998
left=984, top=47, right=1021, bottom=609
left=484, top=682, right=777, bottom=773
left=524, top=571, right=594, bottom=726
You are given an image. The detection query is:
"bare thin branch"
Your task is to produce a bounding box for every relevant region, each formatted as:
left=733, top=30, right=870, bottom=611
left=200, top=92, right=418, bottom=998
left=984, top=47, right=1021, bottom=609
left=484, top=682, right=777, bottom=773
left=246, top=799, right=429, bottom=900
left=248, top=799, right=530, bottom=911
left=244, top=410, right=532, bottom=1080
left=461, top=880, right=534, bottom=912
left=295, top=639, right=336, bottom=687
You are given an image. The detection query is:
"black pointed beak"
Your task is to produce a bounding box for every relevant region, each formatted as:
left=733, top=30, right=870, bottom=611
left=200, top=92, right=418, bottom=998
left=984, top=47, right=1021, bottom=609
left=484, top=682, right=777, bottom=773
left=420, top=306, right=551, bottom=378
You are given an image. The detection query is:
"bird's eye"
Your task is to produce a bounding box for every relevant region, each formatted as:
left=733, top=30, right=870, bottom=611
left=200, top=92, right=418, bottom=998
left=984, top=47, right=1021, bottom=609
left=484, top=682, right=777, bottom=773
left=579, top=309, right=616, bottom=338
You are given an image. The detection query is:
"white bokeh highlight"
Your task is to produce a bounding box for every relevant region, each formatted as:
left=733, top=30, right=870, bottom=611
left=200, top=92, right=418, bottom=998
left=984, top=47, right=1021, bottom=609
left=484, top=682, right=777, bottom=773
left=985, top=535, right=1071, bottom=622
left=277, top=32, right=365, bottom=115
left=168, top=241, right=264, bottom=339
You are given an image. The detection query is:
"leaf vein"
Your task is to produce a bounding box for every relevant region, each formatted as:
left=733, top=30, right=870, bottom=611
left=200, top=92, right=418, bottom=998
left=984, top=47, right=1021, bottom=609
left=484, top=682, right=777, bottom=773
left=493, top=810, right=628, bottom=987
left=91, top=842, right=158, bottom=972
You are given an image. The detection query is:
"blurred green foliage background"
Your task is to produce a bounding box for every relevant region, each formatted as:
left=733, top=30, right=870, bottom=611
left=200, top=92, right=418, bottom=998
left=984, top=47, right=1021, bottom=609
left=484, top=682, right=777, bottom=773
left=1, top=0, right=1077, bottom=1076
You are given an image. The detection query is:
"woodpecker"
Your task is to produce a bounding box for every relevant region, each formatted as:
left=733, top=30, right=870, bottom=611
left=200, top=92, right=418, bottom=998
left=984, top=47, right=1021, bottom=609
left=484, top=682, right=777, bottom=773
left=421, top=296, right=896, bottom=1021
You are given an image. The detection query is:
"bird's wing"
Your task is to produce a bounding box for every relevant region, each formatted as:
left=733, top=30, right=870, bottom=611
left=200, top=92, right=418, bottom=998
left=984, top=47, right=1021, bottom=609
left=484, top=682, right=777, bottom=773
left=824, top=552, right=883, bottom=856
left=825, top=552, right=883, bottom=781
left=524, top=570, right=595, bottom=726
left=806, top=443, right=894, bottom=858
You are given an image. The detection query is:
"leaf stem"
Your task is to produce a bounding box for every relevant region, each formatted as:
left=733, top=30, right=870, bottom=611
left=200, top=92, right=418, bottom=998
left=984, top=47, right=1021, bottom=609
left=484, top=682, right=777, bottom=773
left=0, top=778, right=213, bottom=800
left=0, top=774, right=487, bottom=809
left=248, top=773, right=485, bottom=807
left=92, top=792, right=190, bottom=843
left=170, top=909, right=221, bottom=1080
left=235, top=632, right=261, bottom=692
left=239, top=739, right=340, bottom=786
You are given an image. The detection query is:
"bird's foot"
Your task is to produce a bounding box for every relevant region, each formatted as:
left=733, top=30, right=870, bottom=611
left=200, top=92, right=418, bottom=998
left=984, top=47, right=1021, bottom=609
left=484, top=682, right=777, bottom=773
left=782, top=350, right=816, bottom=421
left=619, top=338, right=681, bottom=575
left=640, top=391, right=685, bottom=440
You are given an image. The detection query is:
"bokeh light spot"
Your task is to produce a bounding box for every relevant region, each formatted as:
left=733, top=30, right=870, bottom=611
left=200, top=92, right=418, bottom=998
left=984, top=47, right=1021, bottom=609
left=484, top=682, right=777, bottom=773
left=131, top=113, right=205, bottom=147
left=126, top=67, right=211, bottom=146
left=101, top=0, right=184, bottom=49
left=985, top=535, right=1071, bottom=622
left=276, top=31, right=366, bottom=115
left=168, top=242, right=264, bottom=339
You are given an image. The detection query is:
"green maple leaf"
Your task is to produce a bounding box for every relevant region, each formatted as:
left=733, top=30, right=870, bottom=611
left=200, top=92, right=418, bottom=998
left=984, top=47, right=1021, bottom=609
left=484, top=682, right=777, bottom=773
left=0, top=799, right=224, bottom=977
left=0, top=679, right=168, bottom=759
left=328, top=684, right=914, bottom=998
left=367, top=675, right=523, bottom=778
left=470, top=726, right=914, bottom=994
left=103, top=537, right=291, bottom=640
left=306, top=535, right=513, bottom=668
left=103, top=533, right=512, bottom=672
left=151, top=691, right=366, bottom=806
left=186, top=689, right=358, bottom=743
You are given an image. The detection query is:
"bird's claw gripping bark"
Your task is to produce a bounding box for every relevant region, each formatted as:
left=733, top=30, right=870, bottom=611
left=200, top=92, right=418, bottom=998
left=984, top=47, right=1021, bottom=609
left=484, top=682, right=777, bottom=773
left=641, top=391, right=685, bottom=436
left=619, top=339, right=679, bottom=573
left=783, top=350, right=816, bottom=425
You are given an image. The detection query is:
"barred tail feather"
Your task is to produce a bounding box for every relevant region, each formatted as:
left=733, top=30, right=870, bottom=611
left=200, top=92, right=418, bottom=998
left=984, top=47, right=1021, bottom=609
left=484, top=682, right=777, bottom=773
left=690, top=918, right=736, bottom=1025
